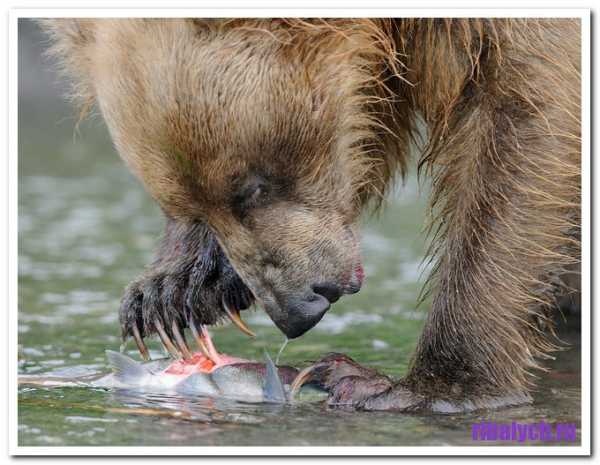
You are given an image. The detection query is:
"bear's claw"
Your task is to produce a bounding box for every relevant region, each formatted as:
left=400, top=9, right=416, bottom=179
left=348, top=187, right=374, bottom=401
left=292, top=353, right=426, bottom=410
left=118, top=219, right=254, bottom=359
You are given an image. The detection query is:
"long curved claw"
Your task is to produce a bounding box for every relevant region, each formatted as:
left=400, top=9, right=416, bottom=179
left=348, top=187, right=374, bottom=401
left=199, top=324, right=222, bottom=365
left=154, top=318, right=180, bottom=359
left=131, top=323, right=150, bottom=361
left=171, top=320, right=192, bottom=360
left=188, top=314, right=211, bottom=360
left=289, top=363, right=326, bottom=401
left=222, top=297, right=256, bottom=337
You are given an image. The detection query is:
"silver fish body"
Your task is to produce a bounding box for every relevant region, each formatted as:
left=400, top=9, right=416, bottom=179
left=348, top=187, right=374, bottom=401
left=20, top=351, right=315, bottom=404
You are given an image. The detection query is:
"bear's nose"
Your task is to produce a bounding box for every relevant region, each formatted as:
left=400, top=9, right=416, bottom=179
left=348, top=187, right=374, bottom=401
left=312, top=282, right=342, bottom=303
left=283, top=293, right=331, bottom=339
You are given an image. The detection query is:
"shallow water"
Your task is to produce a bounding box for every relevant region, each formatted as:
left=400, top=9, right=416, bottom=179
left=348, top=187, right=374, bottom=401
left=17, top=19, right=581, bottom=448
left=17, top=150, right=582, bottom=447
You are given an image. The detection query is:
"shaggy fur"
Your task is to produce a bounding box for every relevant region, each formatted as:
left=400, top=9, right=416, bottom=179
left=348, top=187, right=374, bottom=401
left=39, top=18, right=581, bottom=411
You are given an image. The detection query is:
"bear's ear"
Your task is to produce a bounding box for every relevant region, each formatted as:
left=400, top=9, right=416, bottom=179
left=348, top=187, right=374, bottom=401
left=36, top=19, right=96, bottom=115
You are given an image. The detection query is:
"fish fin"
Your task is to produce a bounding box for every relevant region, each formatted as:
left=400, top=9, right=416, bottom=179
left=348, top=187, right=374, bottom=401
left=105, top=350, right=149, bottom=384
left=263, top=350, right=286, bottom=403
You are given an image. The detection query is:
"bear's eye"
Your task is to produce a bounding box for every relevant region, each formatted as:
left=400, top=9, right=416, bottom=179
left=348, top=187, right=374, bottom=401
left=234, top=178, right=269, bottom=213
left=246, top=183, right=265, bottom=204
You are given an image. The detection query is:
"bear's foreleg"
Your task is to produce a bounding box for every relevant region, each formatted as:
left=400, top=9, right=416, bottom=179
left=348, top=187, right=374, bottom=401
left=301, top=23, right=581, bottom=410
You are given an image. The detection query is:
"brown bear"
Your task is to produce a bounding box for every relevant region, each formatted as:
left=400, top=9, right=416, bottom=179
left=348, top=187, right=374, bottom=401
left=39, top=18, right=581, bottom=412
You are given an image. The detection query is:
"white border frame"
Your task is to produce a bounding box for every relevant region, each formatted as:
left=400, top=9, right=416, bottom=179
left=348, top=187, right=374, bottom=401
left=8, top=7, right=591, bottom=456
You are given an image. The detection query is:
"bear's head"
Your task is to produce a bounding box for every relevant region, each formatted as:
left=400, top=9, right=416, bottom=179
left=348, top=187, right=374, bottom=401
left=41, top=18, right=408, bottom=337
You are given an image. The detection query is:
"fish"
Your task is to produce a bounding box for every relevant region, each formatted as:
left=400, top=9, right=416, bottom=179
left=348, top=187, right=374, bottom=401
left=18, top=350, right=318, bottom=404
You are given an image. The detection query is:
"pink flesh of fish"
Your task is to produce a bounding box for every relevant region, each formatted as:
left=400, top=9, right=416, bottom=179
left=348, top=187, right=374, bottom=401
left=164, top=352, right=248, bottom=376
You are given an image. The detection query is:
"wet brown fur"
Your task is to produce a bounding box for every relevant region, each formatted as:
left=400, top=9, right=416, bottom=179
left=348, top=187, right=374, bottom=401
left=39, top=18, right=581, bottom=409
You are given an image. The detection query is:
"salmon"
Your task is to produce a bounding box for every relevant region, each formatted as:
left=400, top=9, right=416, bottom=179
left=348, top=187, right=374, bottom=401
left=19, top=350, right=309, bottom=404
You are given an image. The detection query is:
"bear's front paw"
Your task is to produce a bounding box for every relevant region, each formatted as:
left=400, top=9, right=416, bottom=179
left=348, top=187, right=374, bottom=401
left=118, top=271, right=190, bottom=360
left=291, top=353, right=426, bottom=410
left=119, top=256, right=254, bottom=361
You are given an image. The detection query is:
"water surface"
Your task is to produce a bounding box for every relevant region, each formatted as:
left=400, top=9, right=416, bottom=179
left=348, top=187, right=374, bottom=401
left=17, top=146, right=581, bottom=447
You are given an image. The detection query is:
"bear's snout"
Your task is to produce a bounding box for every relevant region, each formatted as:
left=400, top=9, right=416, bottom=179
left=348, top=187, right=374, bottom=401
left=277, top=291, right=332, bottom=339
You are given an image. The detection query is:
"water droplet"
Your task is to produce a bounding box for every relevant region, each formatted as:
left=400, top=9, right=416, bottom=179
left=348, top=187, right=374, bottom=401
left=275, top=337, right=289, bottom=365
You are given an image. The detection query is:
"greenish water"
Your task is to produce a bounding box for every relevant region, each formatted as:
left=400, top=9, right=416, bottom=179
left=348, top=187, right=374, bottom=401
left=17, top=131, right=581, bottom=447
left=17, top=19, right=581, bottom=447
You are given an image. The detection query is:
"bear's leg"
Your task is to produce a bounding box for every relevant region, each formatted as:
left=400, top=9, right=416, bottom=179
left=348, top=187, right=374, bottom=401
left=119, top=218, right=253, bottom=359
left=299, top=143, right=580, bottom=411
left=301, top=162, right=579, bottom=410
left=299, top=27, right=581, bottom=410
